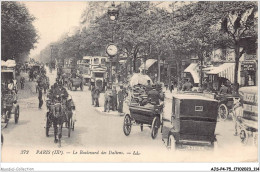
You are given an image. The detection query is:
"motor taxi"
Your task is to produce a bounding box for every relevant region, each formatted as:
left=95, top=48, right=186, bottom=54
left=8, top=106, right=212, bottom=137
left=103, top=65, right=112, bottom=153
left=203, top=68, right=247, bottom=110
left=162, top=93, right=219, bottom=150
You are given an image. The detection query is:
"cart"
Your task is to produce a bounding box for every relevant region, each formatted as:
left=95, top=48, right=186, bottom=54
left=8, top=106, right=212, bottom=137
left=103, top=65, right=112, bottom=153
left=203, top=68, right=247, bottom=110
left=45, top=95, right=75, bottom=147
left=216, top=94, right=240, bottom=121
left=1, top=93, right=19, bottom=127
left=237, top=86, right=258, bottom=146
left=68, top=77, right=83, bottom=91
left=123, top=103, right=164, bottom=139
left=162, top=94, right=219, bottom=150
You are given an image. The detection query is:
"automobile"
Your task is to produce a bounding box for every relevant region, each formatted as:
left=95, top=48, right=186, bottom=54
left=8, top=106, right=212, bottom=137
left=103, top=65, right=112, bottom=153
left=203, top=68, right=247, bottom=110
left=162, top=93, right=219, bottom=150
left=216, top=93, right=240, bottom=121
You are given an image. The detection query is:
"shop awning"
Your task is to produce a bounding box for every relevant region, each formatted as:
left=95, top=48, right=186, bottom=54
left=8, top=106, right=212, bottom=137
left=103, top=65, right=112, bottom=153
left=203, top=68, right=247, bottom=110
left=184, top=63, right=200, bottom=84
left=206, top=63, right=235, bottom=83
left=139, top=59, right=157, bottom=70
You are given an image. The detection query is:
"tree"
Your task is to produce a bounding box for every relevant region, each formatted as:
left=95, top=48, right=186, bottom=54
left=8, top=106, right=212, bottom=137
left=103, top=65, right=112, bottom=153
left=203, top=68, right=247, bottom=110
left=1, top=1, right=38, bottom=62
left=219, top=1, right=257, bottom=85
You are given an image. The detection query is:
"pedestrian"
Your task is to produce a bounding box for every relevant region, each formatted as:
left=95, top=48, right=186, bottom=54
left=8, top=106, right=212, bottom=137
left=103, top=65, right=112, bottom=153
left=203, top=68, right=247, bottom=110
left=94, top=87, right=100, bottom=107
left=232, top=98, right=243, bottom=136
left=170, top=81, right=174, bottom=93
left=112, top=86, right=117, bottom=111
left=117, top=85, right=124, bottom=113
left=20, top=76, right=25, bottom=89
left=38, top=86, right=43, bottom=109
left=104, top=87, right=111, bottom=112
left=91, top=86, right=96, bottom=106
left=182, top=79, right=193, bottom=91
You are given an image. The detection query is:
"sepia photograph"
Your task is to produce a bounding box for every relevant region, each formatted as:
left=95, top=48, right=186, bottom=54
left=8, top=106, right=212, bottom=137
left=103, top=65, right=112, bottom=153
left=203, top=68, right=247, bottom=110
left=0, top=0, right=258, bottom=168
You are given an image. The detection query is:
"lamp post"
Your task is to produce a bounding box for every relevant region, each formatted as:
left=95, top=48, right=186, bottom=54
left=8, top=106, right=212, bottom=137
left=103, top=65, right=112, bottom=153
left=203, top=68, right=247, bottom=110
left=107, top=2, right=119, bottom=87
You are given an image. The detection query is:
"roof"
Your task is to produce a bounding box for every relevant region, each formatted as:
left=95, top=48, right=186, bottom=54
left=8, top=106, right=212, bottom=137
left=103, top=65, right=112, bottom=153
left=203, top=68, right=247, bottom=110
left=173, top=94, right=218, bottom=102
left=184, top=63, right=200, bottom=84
left=139, top=59, right=157, bottom=70
left=206, top=63, right=235, bottom=83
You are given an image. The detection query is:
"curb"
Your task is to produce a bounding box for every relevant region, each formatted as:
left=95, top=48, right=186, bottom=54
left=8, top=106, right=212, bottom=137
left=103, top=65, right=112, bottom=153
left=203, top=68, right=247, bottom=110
left=93, top=106, right=125, bottom=117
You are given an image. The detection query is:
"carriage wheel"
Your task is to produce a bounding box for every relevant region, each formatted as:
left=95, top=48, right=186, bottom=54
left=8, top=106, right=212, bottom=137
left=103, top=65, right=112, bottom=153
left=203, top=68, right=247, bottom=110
left=123, top=114, right=132, bottom=136
left=140, top=124, right=143, bottom=132
left=240, top=129, right=249, bottom=145
left=45, top=118, right=50, bottom=137
left=218, top=104, right=228, bottom=121
left=68, top=119, right=71, bottom=138
left=167, top=135, right=176, bottom=150
left=2, top=111, right=8, bottom=127
left=151, top=117, right=160, bottom=139
left=15, top=105, right=19, bottom=124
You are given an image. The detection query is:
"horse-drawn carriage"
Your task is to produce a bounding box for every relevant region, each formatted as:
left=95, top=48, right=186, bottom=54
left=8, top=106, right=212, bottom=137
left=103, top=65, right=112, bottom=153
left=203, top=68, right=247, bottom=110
left=1, top=93, right=19, bottom=126
left=36, top=75, right=49, bottom=93
left=162, top=94, right=219, bottom=150
left=68, top=76, right=84, bottom=91
left=123, top=73, right=165, bottom=139
left=28, top=64, right=41, bottom=81
left=123, top=103, right=164, bottom=139
left=62, top=73, right=71, bottom=87
left=45, top=94, right=76, bottom=147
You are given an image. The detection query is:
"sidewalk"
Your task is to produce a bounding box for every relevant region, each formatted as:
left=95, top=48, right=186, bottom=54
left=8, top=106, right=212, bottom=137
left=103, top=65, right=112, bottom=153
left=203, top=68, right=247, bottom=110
left=163, top=88, right=177, bottom=100
left=93, top=92, right=128, bottom=117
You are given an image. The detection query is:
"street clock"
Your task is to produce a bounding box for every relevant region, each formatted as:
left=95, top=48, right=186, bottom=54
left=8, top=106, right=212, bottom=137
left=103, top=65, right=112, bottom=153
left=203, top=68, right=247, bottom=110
left=106, top=44, right=118, bottom=56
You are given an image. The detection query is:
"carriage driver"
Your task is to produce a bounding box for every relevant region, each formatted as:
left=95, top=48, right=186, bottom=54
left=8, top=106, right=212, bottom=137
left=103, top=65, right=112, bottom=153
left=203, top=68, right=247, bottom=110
left=55, top=82, right=68, bottom=101
left=147, top=85, right=164, bottom=105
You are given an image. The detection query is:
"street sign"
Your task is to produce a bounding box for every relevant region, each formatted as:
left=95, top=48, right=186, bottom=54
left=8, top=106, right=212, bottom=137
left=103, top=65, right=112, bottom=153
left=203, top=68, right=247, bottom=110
left=242, top=61, right=256, bottom=71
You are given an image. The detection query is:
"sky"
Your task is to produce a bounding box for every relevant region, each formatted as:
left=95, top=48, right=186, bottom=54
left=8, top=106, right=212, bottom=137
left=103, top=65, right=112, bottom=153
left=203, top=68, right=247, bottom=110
left=23, top=1, right=87, bottom=58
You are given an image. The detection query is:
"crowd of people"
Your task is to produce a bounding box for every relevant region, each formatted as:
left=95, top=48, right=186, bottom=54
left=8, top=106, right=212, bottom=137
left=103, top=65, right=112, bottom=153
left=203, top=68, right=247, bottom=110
left=90, top=85, right=127, bottom=113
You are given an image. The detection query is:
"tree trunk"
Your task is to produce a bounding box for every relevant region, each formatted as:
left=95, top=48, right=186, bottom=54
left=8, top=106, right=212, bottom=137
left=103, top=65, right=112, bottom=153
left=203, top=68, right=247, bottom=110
left=176, top=56, right=180, bottom=86
left=234, top=43, right=240, bottom=85
left=198, top=51, right=204, bottom=87
left=158, top=54, right=161, bottom=83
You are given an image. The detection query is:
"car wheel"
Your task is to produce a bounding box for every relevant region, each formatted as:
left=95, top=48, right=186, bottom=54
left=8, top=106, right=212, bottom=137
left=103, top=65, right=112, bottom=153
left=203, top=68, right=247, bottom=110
left=218, top=103, right=228, bottom=121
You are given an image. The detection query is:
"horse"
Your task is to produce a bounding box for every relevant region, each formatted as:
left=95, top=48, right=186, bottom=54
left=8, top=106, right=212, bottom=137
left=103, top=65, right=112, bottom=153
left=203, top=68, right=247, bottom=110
left=48, top=96, right=74, bottom=147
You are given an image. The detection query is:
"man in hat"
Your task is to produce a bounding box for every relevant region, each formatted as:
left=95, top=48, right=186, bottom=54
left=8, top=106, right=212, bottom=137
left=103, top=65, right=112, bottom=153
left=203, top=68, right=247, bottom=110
left=94, top=87, right=100, bottom=107
left=145, top=80, right=152, bottom=93
left=182, top=79, right=193, bottom=91
left=112, top=86, right=117, bottom=111
left=104, top=86, right=112, bottom=112
left=219, top=83, right=228, bottom=94
left=91, top=85, right=96, bottom=106
left=38, top=85, right=43, bottom=109
left=117, top=85, right=124, bottom=113
left=147, top=85, right=162, bottom=105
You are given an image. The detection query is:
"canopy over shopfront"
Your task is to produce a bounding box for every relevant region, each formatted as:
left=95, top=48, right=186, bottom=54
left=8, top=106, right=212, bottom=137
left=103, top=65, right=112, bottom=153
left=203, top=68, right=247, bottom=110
left=206, top=63, right=235, bottom=83
left=184, top=63, right=200, bottom=84
left=139, top=59, right=157, bottom=70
